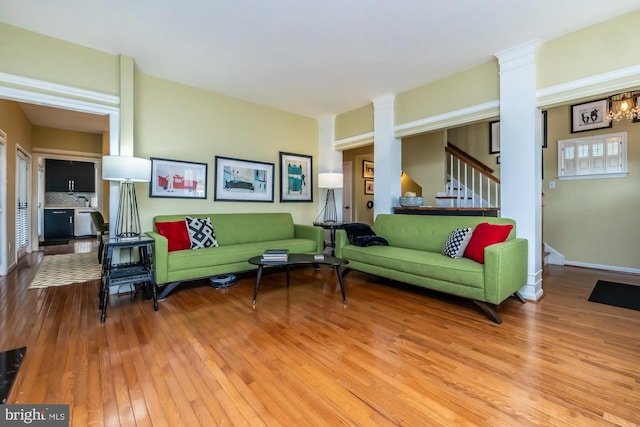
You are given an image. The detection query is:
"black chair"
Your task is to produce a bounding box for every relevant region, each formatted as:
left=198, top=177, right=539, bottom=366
left=90, top=211, right=109, bottom=263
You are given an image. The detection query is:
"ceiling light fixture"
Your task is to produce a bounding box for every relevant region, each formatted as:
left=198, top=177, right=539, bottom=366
left=605, top=92, right=640, bottom=122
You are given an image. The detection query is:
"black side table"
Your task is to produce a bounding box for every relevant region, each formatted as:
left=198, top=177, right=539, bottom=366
left=313, top=221, right=344, bottom=256
left=100, top=236, right=157, bottom=323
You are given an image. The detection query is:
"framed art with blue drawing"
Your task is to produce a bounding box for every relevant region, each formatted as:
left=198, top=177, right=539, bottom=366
left=214, top=156, right=274, bottom=202
left=279, top=152, right=312, bottom=202
left=571, top=98, right=612, bottom=133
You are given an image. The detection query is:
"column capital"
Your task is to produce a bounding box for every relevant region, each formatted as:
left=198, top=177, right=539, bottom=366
left=371, top=93, right=396, bottom=112
left=495, top=40, right=540, bottom=72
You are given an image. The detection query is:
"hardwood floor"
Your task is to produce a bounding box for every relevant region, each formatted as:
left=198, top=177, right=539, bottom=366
left=1, top=244, right=639, bottom=426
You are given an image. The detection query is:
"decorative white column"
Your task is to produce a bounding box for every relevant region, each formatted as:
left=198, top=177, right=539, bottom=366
left=317, top=115, right=343, bottom=221
left=496, top=41, right=543, bottom=301
left=372, top=94, right=402, bottom=218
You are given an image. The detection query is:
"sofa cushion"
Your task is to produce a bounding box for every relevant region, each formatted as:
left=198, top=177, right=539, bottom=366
left=464, top=222, right=513, bottom=263
left=442, top=227, right=473, bottom=259
left=185, top=216, right=219, bottom=249
left=166, top=238, right=318, bottom=272
left=342, top=245, right=484, bottom=289
left=155, top=220, right=191, bottom=252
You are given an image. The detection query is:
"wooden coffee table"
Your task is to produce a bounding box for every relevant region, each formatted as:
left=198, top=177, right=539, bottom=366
left=248, top=253, right=348, bottom=306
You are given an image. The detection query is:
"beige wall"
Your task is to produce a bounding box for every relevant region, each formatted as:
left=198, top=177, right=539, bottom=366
left=401, top=130, right=446, bottom=206
left=0, top=22, right=120, bottom=96
left=542, top=105, right=640, bottom=269
left=537, top=9, right=640, bottom=92
left=395, top=61, right=500, bottom=125
left=0, top=99, right=33, bottom=268
left=32, top=126, right=103, bottom=154
left=134, top=73, right=319, bottom=230
left=335, top=104, right=373, bottom=140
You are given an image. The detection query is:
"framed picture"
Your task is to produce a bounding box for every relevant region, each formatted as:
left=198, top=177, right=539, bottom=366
left=634, top=96, right=640, bottom=123
left=489, top=120, right=500, bottom=154
left=542, top=110, right=548, bottom=148
left=363, top=160, right=374, bottom=178
left=571, top=98, right=612, bottom=133
left=149, top=157, right=207, bottom=199
left=364, top=179, right=374, bottom=195
left=279, top=152, right=312, bottom=202
left=214, top=156, right=274, bottom=202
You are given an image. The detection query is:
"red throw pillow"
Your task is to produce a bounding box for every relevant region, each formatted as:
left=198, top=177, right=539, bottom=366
left=463, top=222, right=514, bottom=264
left=155, top=220, right=191, bottom=252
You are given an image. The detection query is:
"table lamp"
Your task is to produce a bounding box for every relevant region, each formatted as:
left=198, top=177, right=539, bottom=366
left=102, top=155, right=151, bottom=237
left=317, top=172, right=343, bottom=223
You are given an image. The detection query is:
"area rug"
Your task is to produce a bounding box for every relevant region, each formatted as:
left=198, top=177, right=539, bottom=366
left=588, top=280, right=640, bottom=311
left=29, top=252, right=102, bottom=289
left=39, top=239, right=69, bottom=246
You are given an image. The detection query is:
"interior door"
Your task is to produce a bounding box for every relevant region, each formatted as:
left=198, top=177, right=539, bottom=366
left=342, top=161, right=352, bottom=223
left=0, top=130, right=6, bottom=275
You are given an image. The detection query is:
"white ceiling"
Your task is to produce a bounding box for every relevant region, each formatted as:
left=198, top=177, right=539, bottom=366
left=3, top=0, right=640, bottom=124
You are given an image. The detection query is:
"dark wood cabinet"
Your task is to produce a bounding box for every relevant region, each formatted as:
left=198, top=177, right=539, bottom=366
left=45, top=159, right=96, bottom=193
left=44, top=208, right=74, bottom=240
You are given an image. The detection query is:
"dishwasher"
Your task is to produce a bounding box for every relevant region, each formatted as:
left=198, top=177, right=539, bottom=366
left=74, top=208, right=97, bottom=237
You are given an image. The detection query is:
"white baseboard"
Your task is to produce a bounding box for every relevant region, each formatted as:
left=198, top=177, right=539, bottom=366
left=563, top=260, right=640, bottom=275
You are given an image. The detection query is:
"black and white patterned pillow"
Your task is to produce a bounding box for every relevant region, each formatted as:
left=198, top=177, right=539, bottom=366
left=185, top=216, right=219, bottom=249
left=442, top=227, right=473, bottom=259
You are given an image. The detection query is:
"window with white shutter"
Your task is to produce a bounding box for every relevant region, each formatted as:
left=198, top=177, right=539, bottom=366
left=558, top=132, right=627, bottom=180
left=16, top=147, right=31, bottom=256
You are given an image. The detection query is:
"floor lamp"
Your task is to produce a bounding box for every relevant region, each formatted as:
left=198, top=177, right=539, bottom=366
left=318, top=172, right=343, bottom=223
left=102, top=155, right=151, bottom=238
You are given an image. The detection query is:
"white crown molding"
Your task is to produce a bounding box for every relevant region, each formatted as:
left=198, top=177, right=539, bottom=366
left=31, top=147, right=103, bottom=159
left=334, top=131, right=374, bottom=151
left=394, top=100, right=500, bottom=138
left=0, top=86, right=120, bottom=116
left=0, top=72, right=119, bottom=106
left=537, top=64, right=640, bottom=107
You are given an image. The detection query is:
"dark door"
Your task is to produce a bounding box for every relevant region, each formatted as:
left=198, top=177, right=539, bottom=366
left=45, top=159, right=73, bottom=192
left=72, top=161, right=95, bottom=192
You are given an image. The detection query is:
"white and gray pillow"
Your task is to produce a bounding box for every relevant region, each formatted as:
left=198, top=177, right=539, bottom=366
left=442, top=227, right=473, bottom=259
left=185, top=216, right=219, bottom=249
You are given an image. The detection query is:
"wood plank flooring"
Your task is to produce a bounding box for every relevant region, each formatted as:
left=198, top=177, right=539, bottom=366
left=1, top=244, right=639, bottom=426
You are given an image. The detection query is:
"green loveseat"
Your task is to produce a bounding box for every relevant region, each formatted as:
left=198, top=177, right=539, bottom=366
left=335, top=214, right=528, bottom=323
left=147, top=212, right=324, bottom=299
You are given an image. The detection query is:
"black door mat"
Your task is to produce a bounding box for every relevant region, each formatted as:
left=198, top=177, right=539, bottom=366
left=588, top=280, right=640, bottom=311
left=0, top=346, right=26, bottom=404
left=39, top=240, right=69, bottom=246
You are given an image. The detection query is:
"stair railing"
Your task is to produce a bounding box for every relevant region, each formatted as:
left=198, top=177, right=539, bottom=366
left=444, top=143, right=500, bottom=208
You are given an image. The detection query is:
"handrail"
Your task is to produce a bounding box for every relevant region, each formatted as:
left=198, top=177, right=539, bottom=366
left=446, top=142, right=500, bottom=184
left=443, top=143, right=501, bottom=208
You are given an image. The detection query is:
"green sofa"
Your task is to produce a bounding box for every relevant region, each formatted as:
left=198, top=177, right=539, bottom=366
left=335, top=214, right=528, bottom=323
left=147, top=212, right=324, bottom=299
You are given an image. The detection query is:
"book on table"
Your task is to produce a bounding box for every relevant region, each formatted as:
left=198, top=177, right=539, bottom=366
left=261, top=249, right=289, bottom=262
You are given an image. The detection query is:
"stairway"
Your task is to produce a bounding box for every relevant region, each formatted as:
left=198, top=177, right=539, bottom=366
left=437, top=143, right=500, bottom=209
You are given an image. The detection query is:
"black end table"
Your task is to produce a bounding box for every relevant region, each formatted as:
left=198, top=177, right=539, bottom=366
left=100, top=236, right=157, bottom=323
left=313, top=221, right=344, bottom=256
left=248, top=253, right=348, bottom=306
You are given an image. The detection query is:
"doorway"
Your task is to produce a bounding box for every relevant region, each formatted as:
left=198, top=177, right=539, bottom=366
left=0, top=130, right=6, bottom=275
left=342, top=161, right=352, bottom=223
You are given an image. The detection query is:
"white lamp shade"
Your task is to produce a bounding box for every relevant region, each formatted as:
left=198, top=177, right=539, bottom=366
left=318, top=172, right=343, bottom=189
left=102, top=155, right=151, bottom=182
